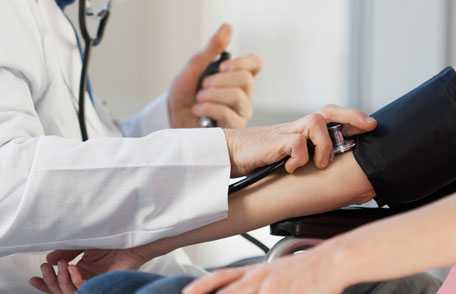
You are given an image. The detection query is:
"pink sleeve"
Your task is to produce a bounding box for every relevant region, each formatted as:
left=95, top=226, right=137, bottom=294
left=438, top=267, right=456, bottom=294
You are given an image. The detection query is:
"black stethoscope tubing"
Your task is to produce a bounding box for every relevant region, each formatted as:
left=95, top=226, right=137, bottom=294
left=78, top=0, right=111, bottom=141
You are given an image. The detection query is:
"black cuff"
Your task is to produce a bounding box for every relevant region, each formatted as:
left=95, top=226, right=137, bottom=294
left=353, top=67, right=456, bottom=208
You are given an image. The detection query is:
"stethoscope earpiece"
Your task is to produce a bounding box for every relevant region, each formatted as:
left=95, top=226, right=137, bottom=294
left=84, top=0, right=112, bottom=18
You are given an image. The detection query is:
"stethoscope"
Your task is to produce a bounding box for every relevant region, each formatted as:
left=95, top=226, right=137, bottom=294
left=76, top=0, right=356, bottom=253
left=78, top=0, right=112, bottom=141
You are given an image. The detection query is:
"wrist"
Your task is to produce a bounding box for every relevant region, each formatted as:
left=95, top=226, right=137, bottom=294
left=131, top=238, right=181, bottom=262
left=312, top=238, right=361, bottom=290
left=223, top=128, right=238, bottom=177
left=167, top=98, right=181, bottom=129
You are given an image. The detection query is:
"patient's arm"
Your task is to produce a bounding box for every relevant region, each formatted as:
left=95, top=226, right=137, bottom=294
left=184, top=190, right=456, bottom=294
left=134, top=68, right=456, bottom=258
left=31, top=148, right=374, bottom=292
left=329, top=191, right=456, bottom=288
left=135, top=151, right=374, bottom=259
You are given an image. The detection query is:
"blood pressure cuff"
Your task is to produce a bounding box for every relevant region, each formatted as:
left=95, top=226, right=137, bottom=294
left=353, top=67, right=456, bottom=208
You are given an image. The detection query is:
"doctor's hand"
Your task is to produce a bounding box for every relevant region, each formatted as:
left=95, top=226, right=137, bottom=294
left=168, top=23, right=262, bottom=129
left=29, top=248, right=147, bottom=293
left=226, top=105, right=377, bottom=177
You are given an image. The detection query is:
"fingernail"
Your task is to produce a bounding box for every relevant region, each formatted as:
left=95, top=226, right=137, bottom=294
left=285, top=165, right=294, bottom=174
left=320, top=158, right=329, bottom=169
left=367, top=117, right=376, bottom=124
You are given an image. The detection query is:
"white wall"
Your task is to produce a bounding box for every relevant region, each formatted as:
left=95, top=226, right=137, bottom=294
left=359, top=0, right=448, bottom=111
left=449, top=0, right=456, bottom=66
left=69, top=0, right=354, bottom=123
left=68, top=0, right=453, bottom=269
left=67, top=0, right=209, bottom=119
left=203, top=0, right=353, bottom=125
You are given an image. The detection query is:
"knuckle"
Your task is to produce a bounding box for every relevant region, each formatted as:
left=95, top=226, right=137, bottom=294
left=290, top=118, right=307, bottom=132
left=212, top=36, right=226, bottom=53
left=221, top=108, right=231, bottom=121
left=234, top=89, right=248, bottom=109
left=250, top=53, right=264, bottom=69
left=240, top=71, right=254, bottom=85
left=196, top=89, right=207, bottom=100
left=234, top=88, right=245, bottom=99
left=200, top=104, right=214, bottom=116
left=320, top=104, right=337, bottom=117
left=189, top=52, right=204, bottom=66
left=306, top=113, right=325, bottom=127
left=354, top=109, right=368, bottom=120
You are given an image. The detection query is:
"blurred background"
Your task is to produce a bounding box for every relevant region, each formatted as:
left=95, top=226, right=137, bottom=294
left=67, top=0, right=454, bottom=269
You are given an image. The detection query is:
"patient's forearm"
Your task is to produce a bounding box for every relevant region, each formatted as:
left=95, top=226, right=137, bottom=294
left=323, top=193, right=456, bottom=288
left=136, top=152, right=374, bottom=259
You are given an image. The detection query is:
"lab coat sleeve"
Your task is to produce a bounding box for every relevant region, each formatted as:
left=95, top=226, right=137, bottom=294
left=0, top=68, right=230, bottom=256
left=118, top=93, right=171, bottom=137
left=0, top=0, right=231, bottom=257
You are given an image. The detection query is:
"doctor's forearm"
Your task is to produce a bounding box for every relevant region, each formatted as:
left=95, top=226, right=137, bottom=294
left=136, top=151, right=374, bottom=259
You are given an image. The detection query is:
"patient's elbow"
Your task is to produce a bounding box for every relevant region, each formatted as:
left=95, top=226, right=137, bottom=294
left=352, top=189, right=376, bottom=205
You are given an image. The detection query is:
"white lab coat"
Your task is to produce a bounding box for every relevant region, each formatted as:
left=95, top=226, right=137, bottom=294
left=0, top=0, right=230, bottom=292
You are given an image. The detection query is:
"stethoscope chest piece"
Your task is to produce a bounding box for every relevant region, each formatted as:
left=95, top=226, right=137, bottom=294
left=328, top=123, right=356, bottom=155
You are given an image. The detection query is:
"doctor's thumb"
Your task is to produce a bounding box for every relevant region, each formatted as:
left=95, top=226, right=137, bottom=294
left=189, top=23, right=232, bottom=75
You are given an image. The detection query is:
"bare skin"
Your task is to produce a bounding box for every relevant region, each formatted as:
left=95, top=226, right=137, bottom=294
left=185, top=193, right=456, bottom=294
left=31, top=149, right=375, bottom=293
left=144, top=151, right=374, bottom=255
left=168, top=23, right=262, bottom=129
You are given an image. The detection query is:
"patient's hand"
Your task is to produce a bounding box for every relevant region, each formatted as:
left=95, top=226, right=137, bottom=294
left=29, top=248, right=148, bottom=293
left=184, top=244, right=347, bottom=294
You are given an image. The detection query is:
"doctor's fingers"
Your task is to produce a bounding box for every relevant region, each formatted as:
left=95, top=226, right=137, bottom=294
left=285, top=114, right=333, bottom=172
left=29, top=277, right=51, bottom=293
left=57, top=261, right=78, bottom=293
left=220, top=54, right=263, bottom=76
left=202, top=71, right=254, bottom=95
left=33, top=262, right=77, bottom=294
left=319, top=104, right=377, bottom=136
left=188, top=24, right=231, bottom=75
left=38, top=262, right=77, bottom=294
left=32, top=263, right=62, bottom=294
left=283, top=134, right=310, bottom=174
left=47, top=250, right=83, bottom=265
left=196, top=88, right=253, bottom=119
left=192, top=103, right=247, bottom=128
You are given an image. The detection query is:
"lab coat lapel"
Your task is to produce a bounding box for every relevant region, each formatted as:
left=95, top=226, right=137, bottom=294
left=40, top=0, right=120, bottom=137
left=41, top=0, right=81, bottom=108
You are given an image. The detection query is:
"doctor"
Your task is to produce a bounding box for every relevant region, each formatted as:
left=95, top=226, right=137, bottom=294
left=0, top=0, right=262, bottom=291
left=0, top=0, right=367, bottom=293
